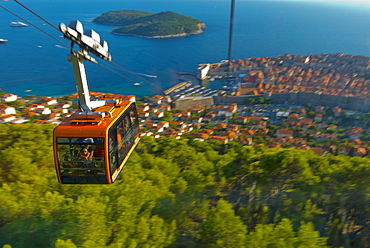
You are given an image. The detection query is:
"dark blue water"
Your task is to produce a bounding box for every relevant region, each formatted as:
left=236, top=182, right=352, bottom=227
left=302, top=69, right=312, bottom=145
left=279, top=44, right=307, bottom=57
left=1, top=0, right=370, bottom=97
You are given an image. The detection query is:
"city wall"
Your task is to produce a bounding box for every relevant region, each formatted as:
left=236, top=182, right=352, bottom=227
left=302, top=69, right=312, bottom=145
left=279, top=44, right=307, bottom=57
left=267, top=92, right=370, bottom=111
left=173, top=92, right=370, bottom=112
left=173, top=96, right=214, bottom=111
left=213, top=95, right=262, bottom=105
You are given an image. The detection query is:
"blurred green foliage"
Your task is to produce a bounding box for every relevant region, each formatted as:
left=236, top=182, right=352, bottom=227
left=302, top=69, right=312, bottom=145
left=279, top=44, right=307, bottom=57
left=0, top=123, right=369, bottom=247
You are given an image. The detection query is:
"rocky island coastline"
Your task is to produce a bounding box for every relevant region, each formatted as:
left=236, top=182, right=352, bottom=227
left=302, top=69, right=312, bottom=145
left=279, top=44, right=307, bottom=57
left=93, top=10, right=205, bottom=39
left=111, top=24, right=205, bottom=38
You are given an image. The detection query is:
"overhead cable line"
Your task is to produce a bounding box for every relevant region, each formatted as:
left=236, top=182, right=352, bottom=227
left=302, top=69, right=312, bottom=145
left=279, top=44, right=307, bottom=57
left=1, top=5, right=134, bottom=84
left=10, top=0, right=165, bottom=94
left=98, top=62, right=159, bottom=94
left=14, top=0, right=60, bottom=32
left=109, top=60, right=164, bottom=92
left=0, top=5, right=69, bottom=48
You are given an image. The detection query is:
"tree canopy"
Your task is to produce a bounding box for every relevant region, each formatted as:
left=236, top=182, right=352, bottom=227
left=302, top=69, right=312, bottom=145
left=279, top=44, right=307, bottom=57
left=0, top=123, right=369, bottom=247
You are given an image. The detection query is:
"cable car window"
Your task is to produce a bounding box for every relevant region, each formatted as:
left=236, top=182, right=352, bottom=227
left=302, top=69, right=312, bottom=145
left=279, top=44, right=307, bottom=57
left=71, top=138, right=81, bottom=144
left=117, top=119, right=127, bottom=164
left=57, top=137, right=69, bottom=143
left=107, top=105, right=139, bottom=173
left=56, top=137, right=106, bottom=183
left=108, top=131, right=118, bottom=175
left=130, top=107, right=138, bottom=128
left=124, top=114, right=131, bottom=132
left=129, top=108, right=139, bottom=139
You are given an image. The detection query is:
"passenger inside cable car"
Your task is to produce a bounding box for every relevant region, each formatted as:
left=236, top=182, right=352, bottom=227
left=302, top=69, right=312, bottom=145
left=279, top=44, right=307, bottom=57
left=79, top=138, right=96, bottom=160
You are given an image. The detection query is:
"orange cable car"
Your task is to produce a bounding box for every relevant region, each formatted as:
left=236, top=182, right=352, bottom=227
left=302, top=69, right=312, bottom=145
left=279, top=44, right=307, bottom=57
left=54, top=99, right=140, bottom=184
left=53, top=20, right=140, bottom=184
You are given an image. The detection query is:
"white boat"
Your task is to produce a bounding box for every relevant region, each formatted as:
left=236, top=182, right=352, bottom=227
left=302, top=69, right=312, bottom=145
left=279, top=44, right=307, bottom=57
left=0, top=38, right=7, bottom=43
left=10, top=21, right=28, bottom=27
left=134, top=82, right=141, bottom=86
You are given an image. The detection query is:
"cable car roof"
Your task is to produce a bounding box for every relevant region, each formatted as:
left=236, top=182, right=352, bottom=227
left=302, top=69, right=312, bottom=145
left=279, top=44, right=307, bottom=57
left=55, top=100, right=134, bottom=137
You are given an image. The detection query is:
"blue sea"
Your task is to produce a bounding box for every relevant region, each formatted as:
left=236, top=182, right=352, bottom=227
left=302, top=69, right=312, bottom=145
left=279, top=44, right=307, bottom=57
left=1, top=0, right=370, bottom=97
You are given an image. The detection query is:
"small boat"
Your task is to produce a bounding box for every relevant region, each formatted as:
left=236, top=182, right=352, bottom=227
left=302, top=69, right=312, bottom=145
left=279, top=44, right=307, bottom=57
left=0, top=38, right=7, bottom=44
left=134, top=82, right=141, bottom=86
left=10, top=21, right=28, bottom=27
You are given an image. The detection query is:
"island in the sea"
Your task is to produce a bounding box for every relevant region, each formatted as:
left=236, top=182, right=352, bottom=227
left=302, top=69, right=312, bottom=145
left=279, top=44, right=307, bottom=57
left=92, top=10, right=205, bottom=38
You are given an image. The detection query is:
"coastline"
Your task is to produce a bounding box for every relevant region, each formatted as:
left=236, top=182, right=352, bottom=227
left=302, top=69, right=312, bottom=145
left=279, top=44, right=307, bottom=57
left=111, top=27, right=205, bottom=39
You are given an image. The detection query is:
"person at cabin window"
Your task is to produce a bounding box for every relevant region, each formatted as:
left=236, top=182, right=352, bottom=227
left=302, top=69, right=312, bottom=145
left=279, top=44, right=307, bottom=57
left=79, top=138, right=96, bottom=160
left=79, top=145, right=91, bottom=159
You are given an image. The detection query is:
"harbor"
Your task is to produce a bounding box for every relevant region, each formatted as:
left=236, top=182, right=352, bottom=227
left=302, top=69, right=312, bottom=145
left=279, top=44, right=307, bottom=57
left=163, top=81, right=221, bottom=101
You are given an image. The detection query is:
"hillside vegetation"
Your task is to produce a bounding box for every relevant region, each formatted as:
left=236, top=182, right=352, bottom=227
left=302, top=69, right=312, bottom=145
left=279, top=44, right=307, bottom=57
left=0, top=123, right=369, bottom=247
left=93, top=10, right=205, bottom=38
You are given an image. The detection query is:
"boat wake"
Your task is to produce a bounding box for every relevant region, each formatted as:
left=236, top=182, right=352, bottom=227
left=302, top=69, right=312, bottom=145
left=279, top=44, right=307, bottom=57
left=132, top=72, right=157, bottom=78
left=55, top=45, right=68, bottom=49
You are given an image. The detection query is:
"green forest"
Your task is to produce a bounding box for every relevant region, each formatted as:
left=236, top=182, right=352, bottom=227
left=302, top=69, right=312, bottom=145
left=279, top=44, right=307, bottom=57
left=93, top=10, right=204, bottom=37
left=93, top=10, right=154, bottom=26
left=0, top=123, right=369, bottom=248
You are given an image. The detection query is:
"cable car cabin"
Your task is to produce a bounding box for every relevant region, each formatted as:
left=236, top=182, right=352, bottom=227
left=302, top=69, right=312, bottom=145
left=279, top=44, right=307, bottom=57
left=53, top=100, right=140, bottom=184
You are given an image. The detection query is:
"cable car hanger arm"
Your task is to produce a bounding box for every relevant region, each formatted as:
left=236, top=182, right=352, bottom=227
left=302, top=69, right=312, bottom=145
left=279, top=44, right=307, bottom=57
left=59, top=21, right=117, bottom=116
